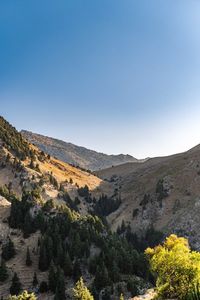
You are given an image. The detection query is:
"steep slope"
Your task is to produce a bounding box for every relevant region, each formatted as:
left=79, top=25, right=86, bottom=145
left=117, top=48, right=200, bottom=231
left=0, top=117, right=112, bottom=210
left=97, top=146, right=200, bottom=250
left=0, top=117, right=148, bottom=299
left=21, top=130, right=142, bottom=171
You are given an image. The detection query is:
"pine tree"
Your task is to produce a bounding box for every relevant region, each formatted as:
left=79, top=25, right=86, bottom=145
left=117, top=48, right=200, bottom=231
left=39, top=281, right=49, bottom=293
left=26, top=247, right=32, bottom=266
left=48, top=263, right=57, bottom=293
left=54, top=267, right=66, bottom=300
left=56, top=240, right=64, bottom=266
left=32, top=272, right=38, bottom=287
left=38, top=242, right=49, bottom=271
left=2, top=238, right=16, bottom=261
left=23, top=213, right=33, bottom=238
left=110, top=262, right=120, bottom=283
left=63, top=252, right=72, bottom=277
left=10, top=272, right=22, bottom=295
left=0, top=259, right=8, bottom=282
left=73, top=277, right=94, bottom=300
left=94, top=263, right=110, bottom=291
left=73, top=260, right=82, bottom=282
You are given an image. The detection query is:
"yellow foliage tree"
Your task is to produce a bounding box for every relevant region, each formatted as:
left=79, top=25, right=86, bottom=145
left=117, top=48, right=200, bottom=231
left=8, top=290, right=37, bottom=300
left=73, top=277, right=94, bottom=300
left=145, top=234, right=200, bottom=299
left=119, top=294, right=124, bottom=300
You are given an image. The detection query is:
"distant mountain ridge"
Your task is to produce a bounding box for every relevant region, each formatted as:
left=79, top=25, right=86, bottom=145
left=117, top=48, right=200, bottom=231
left=21, top=130, right=143, bottom=171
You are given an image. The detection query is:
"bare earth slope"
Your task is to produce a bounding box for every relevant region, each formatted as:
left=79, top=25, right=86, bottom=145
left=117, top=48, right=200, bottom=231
left=97, top=145, right=200, bottom=249
left=21, top=130, right=141, bottom=171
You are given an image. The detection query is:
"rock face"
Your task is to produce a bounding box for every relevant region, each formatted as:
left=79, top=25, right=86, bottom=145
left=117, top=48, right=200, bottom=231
left=97, top=144, right=200, bottom=249
left=21, top=130, right=142, bottom=171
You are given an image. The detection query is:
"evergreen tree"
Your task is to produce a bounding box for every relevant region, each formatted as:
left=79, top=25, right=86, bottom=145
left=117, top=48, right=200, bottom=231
left=2, top=238, right=16, bottom=261
left=73, top=277, right=94, bottom=300
left=23, top=213, right=34, bottom=238
left=94, top=263, right=110, bottom=291
left=54, top=267, right=66, bottom=300
left=10, top=272, right=22, bottom=295
left=25, top=247, right=32, bottom=266
left=38, top=242, right=49, bottom=271
left=48, top=263, right=57, bottom=293
left=0, top=259, right=8, bottom=282
left=39, top=281, right=48, bottom=293
left=73, top=260, right=82, bottom=282
left=56, top=240, right=64, bottom=266
left=32, top=272, right=38, bottom=287
left=63, top=252, right=72, bottom=277
left=110, top=262, right=120, bottom=283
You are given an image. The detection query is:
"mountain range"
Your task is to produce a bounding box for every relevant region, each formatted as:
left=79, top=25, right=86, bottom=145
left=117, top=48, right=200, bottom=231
left=1, top=116, right=200, bottom=298
left=21, top=130, right=145, bottom=171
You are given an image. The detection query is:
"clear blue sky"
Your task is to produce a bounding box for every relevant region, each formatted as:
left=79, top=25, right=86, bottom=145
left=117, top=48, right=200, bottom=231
left=1, top=0, right=200, bottom=158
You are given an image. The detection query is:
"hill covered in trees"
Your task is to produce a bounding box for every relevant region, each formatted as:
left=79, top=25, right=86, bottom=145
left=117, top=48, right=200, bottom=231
left=2, top=116, right=200, bottom=300
left=0, top=117, right=150, bottom=299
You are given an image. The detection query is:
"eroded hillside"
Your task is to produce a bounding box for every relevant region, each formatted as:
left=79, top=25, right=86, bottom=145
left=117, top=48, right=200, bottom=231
left=97, top=147, right=200, bottom=249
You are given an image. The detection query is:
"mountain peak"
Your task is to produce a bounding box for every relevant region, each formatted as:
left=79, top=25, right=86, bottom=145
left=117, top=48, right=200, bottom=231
left=21, top=130, right=141, bottom=171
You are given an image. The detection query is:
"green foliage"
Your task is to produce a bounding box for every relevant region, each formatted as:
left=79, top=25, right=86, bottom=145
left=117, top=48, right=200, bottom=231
left=127, top=277, right=139, bottom=297
left=8, top=183, right=148, bottom=298
left=0, top=259, right=8, bottom=282
left=42, top=199, right=54, bottom=212
left=9, top=191, right=37, bottom=236
left=185, top=283, right=200, bottom=300
left=156, top=179, right=168, bottom=204
left=8, top=290, right=37, bottom=300
left=77, top=185, right=90, bottom=198
left=93, top=194, right=121, bottom=217
left=39, top=281, right=48, bottom=293
left=25, top=247, right=32, bottom=266
left=73, top=260, right=82, bottom=282
left=94, top=263, right=110, bottom=291
left=2, top=237, right=16, bottom=261
left=48, top=263, right=57, bottom=292
left=73, top=277, right=94, bottom=300
left=54, top=267, right=66, bottom=300
left=145, top=234, right=200, bottom=299
left=0, top=116, right=32, bottom=160
left=49, top=174, right=59, bottom=189
left=10, top=272, right=22, bottom=296
left=32, top=272, right=38, bottom=287
left=0, top=185, right=18, bottom=202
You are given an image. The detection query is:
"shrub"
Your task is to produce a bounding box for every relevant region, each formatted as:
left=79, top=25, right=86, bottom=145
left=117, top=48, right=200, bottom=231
left=145, top=234, right=200, bottom=299
left=73, top=277, right=94, bottom=300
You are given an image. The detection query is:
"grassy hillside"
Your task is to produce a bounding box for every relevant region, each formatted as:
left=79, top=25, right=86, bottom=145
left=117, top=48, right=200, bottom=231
left=97, top=146, right=200, bottom=249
